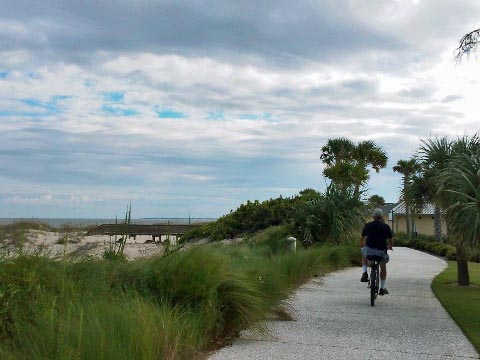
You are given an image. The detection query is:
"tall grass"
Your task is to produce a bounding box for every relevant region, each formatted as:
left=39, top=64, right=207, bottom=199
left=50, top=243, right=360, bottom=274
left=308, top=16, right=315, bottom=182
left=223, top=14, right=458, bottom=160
left=103, top=204, right=132, bottom=261
left=0, top=229, right=360, bottom=359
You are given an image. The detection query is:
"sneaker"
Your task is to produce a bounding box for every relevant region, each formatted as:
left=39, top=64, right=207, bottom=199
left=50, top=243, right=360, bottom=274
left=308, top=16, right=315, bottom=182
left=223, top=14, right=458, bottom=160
left=361, top=272, right=369, bottom=282
left=379, top=288, right=389, bottom=296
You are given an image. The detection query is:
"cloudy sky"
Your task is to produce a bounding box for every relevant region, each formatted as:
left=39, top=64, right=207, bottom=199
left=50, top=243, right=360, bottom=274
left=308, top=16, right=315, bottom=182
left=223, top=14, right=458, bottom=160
left=1, top=0, right=479, bottom=219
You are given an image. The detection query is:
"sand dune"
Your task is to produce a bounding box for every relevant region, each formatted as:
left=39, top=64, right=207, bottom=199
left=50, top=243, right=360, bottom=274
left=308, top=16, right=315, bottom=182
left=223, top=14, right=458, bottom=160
left=1, top=229, right=174, bottom=260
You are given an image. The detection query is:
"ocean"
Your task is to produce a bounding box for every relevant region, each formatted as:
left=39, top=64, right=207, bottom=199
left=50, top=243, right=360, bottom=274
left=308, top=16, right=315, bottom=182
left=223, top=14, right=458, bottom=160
left=0, top=218, right=217, bottom=228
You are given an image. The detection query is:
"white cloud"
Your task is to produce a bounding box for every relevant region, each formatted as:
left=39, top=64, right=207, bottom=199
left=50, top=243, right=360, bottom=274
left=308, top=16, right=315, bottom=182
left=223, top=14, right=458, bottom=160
left=6, top=194, right=54, bottom=205
left=1, top=1, right=480, bottom=217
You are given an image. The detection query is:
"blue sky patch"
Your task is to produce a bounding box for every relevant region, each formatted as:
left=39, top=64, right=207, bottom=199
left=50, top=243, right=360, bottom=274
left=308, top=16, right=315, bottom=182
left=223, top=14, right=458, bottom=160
left=102, top=104, right=139, bottom=116
left=207, top=111, right=225, bottom=120
left=18, top=96, right=71, bottom=115
left=21, top=98, right=45, bottom=108
left=0, top=71, right=8, bottom=79
left=0, top=110, right=55, bottom=117
left=27, top=72, right=41, bottom=79
left=155, top=108, right=186, bottom=119
left=239, top=113, right=272, bottom=120
left=0, top=110, right=14, bottom=117
left=103, top=91, right=124, bottom=102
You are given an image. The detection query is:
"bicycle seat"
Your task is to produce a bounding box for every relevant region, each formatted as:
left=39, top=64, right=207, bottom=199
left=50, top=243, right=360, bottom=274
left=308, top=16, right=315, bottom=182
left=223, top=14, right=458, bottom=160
left=366, top=255, right=384, bottom=262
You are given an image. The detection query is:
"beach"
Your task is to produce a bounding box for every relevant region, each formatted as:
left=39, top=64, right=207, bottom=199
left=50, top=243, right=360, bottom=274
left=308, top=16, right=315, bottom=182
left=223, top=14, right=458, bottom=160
left=0, top=223, right=186, bottom=260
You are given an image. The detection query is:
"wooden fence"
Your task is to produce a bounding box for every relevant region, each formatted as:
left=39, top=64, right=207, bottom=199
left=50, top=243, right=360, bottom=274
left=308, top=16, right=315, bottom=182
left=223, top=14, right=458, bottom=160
left=85, top=223, right=203, bottom=241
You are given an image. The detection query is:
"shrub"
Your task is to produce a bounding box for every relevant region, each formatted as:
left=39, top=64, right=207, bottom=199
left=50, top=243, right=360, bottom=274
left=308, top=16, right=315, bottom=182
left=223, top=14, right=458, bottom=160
left=0, top=238, right=360, bottom=359
left=397, top=237, right=459, bottom=261
left=446, top=248, right=457, bottom=260
left=247, top=225, right=292, bottom=255
left=393, top=238, right=410, bottom=247
left=182, top=189, right=322, bottom=242
left=291, top=184, right=364, bottom=246
left=428, top=243, right=440, bottom=253
left=435, top=244, right=448, bottom=256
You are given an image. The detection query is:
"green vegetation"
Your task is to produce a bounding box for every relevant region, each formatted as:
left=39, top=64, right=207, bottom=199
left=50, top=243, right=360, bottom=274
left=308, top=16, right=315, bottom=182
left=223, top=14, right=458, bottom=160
left=103, top=204, right=132, bottom=261
left=414, top=241, right=454, bottom=258
left=436, top=139, right=480, bottom=285
left=366, top=194, right=385, bottom=210
left=184, top=138, right=389, bottom=246
left=394, top=234, right=480, bottom=263
left=393, top=158, right=421, bottom=240
left=397, top=134, right=480, bottom=285
left=246, top=225, right=292, bottom=255
left=291, top=184, right=363, bottom=246
left=0, top=228, right=360, bottom=360
left=320, top=138, right=388, bottom=197
left=456, top=28, right=480, bottom=62
left=183, top=185, right=366, bottom=249
left=432, top=261, right=480, bottom=352
left=182, top=189, right=321, bottom=242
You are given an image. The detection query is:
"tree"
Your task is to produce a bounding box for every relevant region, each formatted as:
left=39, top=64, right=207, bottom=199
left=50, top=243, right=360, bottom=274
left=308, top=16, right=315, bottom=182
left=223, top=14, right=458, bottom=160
left=393, top=159, right=421, bottom=240
left=437, top=142, right=480, bottom=286
left=455, top=28, right=480, bottom=63
left=320, top=138, right=357, bottom=190
left=406, top=173, right=430, bottom=222
left=415, top=135, right=479, bottom=286
left=367, top=195, right=386, bottom=209
left=320, top=138, right=388, bottom=198
left=416, top=137, right=452, bottom=242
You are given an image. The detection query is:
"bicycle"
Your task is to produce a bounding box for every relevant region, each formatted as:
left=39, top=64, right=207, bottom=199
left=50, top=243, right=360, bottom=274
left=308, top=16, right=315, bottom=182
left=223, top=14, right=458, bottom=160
left=366, top=254, right=383, bottom=306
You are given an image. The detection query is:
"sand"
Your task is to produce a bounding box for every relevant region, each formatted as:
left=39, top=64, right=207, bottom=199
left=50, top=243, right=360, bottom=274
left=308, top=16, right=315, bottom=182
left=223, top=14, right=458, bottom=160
left=0, top=229, right=177, bottom=260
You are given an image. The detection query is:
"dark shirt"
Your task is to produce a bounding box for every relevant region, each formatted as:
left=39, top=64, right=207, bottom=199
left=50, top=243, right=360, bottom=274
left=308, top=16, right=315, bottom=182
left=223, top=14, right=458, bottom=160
left=361, top=220, right=393, bottom=250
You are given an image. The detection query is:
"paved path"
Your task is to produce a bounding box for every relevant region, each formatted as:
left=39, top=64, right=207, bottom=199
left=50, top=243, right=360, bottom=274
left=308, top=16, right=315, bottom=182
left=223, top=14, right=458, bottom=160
left=209, top=247, right=479, bottom=360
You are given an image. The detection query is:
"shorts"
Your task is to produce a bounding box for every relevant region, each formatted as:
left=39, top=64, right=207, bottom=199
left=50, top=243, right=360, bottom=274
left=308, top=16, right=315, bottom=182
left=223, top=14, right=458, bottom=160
left=361, top=246, right=389, bottom=264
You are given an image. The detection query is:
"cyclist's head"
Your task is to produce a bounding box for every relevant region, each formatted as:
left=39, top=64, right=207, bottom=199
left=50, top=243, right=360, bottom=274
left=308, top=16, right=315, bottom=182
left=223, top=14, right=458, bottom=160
left=372, top=208, right=383, bottom=220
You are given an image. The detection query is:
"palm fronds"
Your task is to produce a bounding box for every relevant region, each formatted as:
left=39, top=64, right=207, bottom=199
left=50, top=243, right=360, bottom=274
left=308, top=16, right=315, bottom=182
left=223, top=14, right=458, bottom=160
left=437, top=150, right=480, bottom=256
left=292, top=184, right=364, bottom=246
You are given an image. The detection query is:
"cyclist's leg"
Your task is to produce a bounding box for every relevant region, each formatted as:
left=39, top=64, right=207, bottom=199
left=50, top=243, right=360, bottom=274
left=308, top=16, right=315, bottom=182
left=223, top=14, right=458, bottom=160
left=380, top=252, right=389, bottom=282
left=362, top=252, right=367, bottom=269
left=379, top=263, right=388, bottom=293
left=361, top=247, right=367, bottom=265
left=360, top=247, right=369, bottom=282
left=380, top=263, right=387, bottom=281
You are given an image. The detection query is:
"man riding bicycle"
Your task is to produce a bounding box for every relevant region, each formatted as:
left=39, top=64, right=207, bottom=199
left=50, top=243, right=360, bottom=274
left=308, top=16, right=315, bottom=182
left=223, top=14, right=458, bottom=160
left=360, top=208, right=393, bottom=295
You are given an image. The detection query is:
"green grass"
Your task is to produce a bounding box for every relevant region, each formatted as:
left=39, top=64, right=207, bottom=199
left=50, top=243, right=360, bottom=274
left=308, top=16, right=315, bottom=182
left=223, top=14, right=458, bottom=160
left=432, top=261, right=480, bottom=352
left=0, top=232, right=361, bottom=360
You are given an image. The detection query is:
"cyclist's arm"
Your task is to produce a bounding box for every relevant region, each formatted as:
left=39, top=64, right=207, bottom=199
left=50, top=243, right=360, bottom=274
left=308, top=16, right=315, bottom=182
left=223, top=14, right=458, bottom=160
left=360, top=235, right=366, bottom=248
left=387, top=237, right=393, bottom=250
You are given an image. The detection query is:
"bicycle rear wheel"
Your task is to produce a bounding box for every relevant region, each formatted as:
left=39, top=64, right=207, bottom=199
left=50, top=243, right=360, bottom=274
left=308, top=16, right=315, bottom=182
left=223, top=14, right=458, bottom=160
left=370, top=266, right=377, bottom=306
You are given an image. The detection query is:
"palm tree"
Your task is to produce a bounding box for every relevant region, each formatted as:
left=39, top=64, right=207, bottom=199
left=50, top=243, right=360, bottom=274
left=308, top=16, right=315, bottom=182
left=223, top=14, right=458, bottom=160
left=353, top=140, right=388, bottom=197
left=320, top=138, right=355, bottom=166
left=407, top=173, right=430, bottom=220
left=437, top=147, right=480, bottom=286
left=320, top=138, right=357, bottom=191
left=418, top=136, right=480, bottom=242
left=367, top=195, right=385, bottom=210
left=393, top=158, right=421, bottom=240
left=416, top=137, right=452, bottom=241
left=455, top=28, right=480, bottom=63
left=320, top=138, right=388, bottom=198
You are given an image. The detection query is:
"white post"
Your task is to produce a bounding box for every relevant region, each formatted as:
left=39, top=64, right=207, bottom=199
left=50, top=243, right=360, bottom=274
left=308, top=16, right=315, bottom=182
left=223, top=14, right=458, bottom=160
left=287, top=236, right=297, bottom=253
